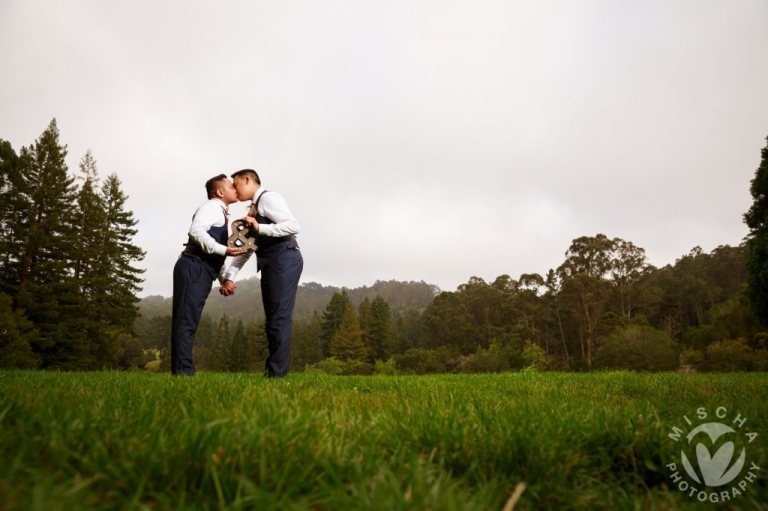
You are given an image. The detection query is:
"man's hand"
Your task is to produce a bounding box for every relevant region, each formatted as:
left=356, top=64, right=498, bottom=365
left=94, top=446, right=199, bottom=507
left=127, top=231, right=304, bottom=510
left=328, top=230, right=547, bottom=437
left=219, top=280, right=236, bottom=296
left=225, top=246, right=247, bottom=256
left=243, top=216, right=259, bottom=232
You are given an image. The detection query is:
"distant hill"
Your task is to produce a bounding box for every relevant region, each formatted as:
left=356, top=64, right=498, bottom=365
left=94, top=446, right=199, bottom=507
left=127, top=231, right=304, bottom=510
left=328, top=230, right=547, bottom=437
left=138, top=278, right=440, bottom=324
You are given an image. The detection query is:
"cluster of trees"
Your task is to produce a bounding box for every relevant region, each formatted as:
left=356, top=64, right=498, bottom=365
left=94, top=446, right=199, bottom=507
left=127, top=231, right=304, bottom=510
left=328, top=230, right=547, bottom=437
left=0, top=120, right=145, bottom=369
left=298, top=238, right=760, bottom=374
left=135, top=236, right=760, bottom=375
left=3, top=125, right=766, bottom=374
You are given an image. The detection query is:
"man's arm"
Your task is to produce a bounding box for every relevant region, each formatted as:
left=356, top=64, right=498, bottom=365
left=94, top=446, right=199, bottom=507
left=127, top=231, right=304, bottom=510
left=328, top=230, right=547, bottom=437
left=257, top=192, right=300, bottom=237
left=189, top=201, right=228, bottom=256
left=220, top=250, right=253, bottom=284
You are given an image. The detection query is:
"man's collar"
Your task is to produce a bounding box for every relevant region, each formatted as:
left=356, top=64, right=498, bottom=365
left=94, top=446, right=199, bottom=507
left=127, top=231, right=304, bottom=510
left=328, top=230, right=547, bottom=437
left=252, top=187, right=266, bottom=204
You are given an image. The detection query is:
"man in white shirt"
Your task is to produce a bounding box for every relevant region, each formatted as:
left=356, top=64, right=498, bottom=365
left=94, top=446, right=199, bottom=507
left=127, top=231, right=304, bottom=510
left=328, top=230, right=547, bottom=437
left=171, top=175, right=246, bottom=376
left=220, top=169, right=303, bottom=377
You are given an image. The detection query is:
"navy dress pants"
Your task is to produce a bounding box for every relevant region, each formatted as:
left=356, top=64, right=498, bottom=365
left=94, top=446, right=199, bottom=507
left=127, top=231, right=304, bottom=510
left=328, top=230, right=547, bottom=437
left=171, top=255, right=217, bottom=375
left=259, top=246, right=303, bottom=377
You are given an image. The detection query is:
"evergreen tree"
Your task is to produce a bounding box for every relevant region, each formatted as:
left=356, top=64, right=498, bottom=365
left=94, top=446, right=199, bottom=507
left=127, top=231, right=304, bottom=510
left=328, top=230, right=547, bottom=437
left=73, top=150, right=107, bottom=288
left=0, top=292, right=40, bottom=368
left=209, top=314, right=232, bottom=371
left=0, top=139, right=22, bottom=294
left=369, top=295, right=392, bottom=360
left=329, top=301, right=368, bottom=361
left=231, top=320, right=249, bottom=371
left=72, top=150, right=114, bottom=367
left=92, top=173, right=145, bottom=329
left=358, top=296, right=372, bottom=361
left=195, top=315, right=216, bottom=349
left=246, top=319, right=268, bottom=371
left=291, top=312, right=323, bottom=370
left=745, top=136, right=768, bottom=326
left=320, top=290, right=352, bottom=356
left=13, top=119, right=88, bottom=368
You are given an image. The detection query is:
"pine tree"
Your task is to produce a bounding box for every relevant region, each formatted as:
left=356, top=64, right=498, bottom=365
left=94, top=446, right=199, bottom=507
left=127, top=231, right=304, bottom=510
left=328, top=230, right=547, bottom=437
left=71, top=150, right=114, bottom=367
left=195, top=315, right=216, bottom=349
left=320, top=290, right=351, bottom=356
left=745, top=136, right=768, bottom=326
left=92, top=173, right=145, bottom=330
left=13, top=119, right=87, bottom=368
left=0, top=292, right=40, bottom=368
left=0, top=139, right=22, bottom=294
left=73, top=150, right=107, bottom=288
left=291, top=311, right=322, bottom=370
left=329, top=301, right=368, bottom=361
left=209, top=314, right=232, bottom=371
left=358, top=297, right=372, bottom=361
left=231, top=319, right=248, bottom=371
left=247, top=320, right=268, bottom=371
left=369, top=295, right=392, bottom=360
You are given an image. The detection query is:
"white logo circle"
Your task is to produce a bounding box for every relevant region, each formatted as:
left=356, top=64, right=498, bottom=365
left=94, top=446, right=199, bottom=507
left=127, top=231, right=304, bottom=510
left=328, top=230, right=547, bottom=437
left=681, top=422, right=746, bottom=487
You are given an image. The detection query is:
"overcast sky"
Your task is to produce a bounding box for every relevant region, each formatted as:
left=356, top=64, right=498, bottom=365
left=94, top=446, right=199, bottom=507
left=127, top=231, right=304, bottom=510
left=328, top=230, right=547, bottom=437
left=1, top=1, right=767, bottom=297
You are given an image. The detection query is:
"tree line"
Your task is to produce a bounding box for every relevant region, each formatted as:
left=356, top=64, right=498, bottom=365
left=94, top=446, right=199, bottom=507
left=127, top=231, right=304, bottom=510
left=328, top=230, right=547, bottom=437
left=2, top=124, right=766, bottom=374
left=133, top=237, right=761, bottom=374
left=0, top=120, right=145, bottom=369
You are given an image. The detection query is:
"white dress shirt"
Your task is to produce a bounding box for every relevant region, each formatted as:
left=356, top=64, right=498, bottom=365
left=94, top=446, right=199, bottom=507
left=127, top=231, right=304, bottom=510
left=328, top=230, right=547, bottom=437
left=188, top=198, right=229, bottom=283
left=223, top=188, right=300, bottom=281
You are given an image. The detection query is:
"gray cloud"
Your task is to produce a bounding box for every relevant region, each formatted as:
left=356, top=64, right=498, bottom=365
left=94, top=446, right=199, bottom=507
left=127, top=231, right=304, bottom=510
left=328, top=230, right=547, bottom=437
left=1, top=0, right=766, bottom=296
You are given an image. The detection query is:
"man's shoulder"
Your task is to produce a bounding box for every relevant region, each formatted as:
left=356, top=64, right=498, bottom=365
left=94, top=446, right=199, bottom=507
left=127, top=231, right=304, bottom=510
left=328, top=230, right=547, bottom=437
left=194, top=198, right=225, bottom=216
left=198, top=198, right=226, bottom=209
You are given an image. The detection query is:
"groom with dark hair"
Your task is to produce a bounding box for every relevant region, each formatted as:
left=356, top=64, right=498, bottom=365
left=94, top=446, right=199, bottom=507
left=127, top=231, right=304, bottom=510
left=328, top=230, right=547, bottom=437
left=221, top=168, right=303, bottom=378
left=171, top=174, right=246, bottom=376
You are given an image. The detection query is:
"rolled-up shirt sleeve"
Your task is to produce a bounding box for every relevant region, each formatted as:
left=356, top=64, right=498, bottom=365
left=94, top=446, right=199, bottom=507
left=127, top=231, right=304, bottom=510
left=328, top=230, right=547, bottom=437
left=188, top=200, right=228, bottom=257
left=222, top=251, right=252, bottom=282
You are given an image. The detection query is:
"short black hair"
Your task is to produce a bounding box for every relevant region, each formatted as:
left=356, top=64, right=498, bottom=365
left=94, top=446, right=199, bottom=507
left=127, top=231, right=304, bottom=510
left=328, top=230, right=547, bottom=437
left=231, top=168, right=261, bottom=185
left=205, top=174, right=228, bottom=199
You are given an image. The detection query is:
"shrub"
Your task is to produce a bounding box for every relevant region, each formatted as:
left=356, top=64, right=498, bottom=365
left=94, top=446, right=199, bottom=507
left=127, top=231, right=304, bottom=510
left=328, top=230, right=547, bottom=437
left=307, top=357, right=345, bottom=375
left=393, top=348, right=446, bottom=374
left=521, top=341, right=549, bottom=370
left=705, top=339, right=753, bottom=372
left=374, top=358, right=397, bottom=375
left=679, top=347, right=705, bottom=371
left=595, top=326, right=678, bottom=372
left=459, top=342, right=513, bottom=373
left=339, top=359, right=374, bottom=375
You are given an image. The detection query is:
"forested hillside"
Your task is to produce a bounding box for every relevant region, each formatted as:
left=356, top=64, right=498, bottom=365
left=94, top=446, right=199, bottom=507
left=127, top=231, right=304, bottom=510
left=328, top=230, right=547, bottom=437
left=137, top=278, right=439, bottom=324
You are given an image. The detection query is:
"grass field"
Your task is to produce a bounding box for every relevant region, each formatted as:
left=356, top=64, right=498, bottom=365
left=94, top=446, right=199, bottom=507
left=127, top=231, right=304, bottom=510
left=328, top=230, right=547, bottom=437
left=1, top=370, right=766, bottom=510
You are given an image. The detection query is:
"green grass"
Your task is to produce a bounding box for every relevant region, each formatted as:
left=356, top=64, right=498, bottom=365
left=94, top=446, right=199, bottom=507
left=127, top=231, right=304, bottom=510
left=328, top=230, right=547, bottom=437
left=1, top=370, right=766, bottom=510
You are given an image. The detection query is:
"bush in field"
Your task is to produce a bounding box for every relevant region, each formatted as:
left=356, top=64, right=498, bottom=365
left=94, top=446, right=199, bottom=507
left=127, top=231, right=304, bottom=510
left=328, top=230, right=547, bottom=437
left=521, top=341, right=549, bottom=370
left=679, top=347, right=705, bottom=371
left=705, top=339, right=754, bottom=372
left=340, top=359, right=374, bottom=375
left=753, top=350, right=768, bottom=371
left=307, top=357, right=345, bottom=375
left=393, top=348, right=446, bottom=374
left=595, top=326, right=678, bottom=372
left=374, top=358, right=397, bottom=375
left=460, top=342, right=516, bottom=373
